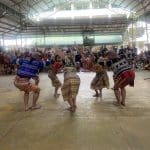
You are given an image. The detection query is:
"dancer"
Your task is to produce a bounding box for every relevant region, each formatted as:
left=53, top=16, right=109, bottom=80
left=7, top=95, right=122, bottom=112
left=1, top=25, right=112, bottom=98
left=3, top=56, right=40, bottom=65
left=14, top=52, right=44, bottom=111
left=91, top=64, right=109, bottom=97
left=61, top=67, right=80, bottom=113
left=106, top=51, right=135, bottom=107
left=65, top=50, right=75, bottom=67
left=48, top=55, right=62, bottom=97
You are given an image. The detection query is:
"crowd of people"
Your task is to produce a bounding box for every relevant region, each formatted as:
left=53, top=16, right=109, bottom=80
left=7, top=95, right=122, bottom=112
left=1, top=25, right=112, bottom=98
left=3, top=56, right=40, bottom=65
left=137, top=50, right=150, bottom=70
left=0, top=45, right=141, bottom=112
left=0, top=45, right=149, bottom=112
left=0, top=45, right=149, bottom=75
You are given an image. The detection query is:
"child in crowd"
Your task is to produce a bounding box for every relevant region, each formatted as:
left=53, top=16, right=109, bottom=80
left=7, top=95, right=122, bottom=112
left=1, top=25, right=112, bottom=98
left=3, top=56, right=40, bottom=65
left=91, top=64, right=109, bottom=97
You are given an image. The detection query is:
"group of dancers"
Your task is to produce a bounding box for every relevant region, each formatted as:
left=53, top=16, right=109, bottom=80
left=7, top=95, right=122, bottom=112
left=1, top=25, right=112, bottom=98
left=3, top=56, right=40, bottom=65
left=13, top=50, right=135, bottom=112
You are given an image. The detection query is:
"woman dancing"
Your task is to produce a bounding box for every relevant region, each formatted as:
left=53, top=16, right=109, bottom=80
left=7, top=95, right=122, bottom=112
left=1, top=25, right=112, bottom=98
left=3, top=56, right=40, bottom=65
left=48, top=55, right=62, bottom=97
left=61, top=67, right=80, bottom=112
left=91, top=64, right=109, bottom=97
left=106, top=51, right=135, bottom=107
left=14, top=52, right=44, bottom=111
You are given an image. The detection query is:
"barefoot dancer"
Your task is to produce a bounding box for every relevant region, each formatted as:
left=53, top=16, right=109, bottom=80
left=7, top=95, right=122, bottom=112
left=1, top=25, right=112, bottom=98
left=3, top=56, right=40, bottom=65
left=61, top=67, right=80, bottom=113
left=106, top=51, right=135, bottom=106
left=14, top=52, right=44, bottom=111
left=91, top=64, right=109, bottom=97
left=48, top=56, right=62, bottom=97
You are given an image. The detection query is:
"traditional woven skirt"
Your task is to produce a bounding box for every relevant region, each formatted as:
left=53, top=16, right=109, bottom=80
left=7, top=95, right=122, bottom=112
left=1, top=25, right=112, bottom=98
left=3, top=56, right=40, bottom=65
left=61, top=76, right=80, bottom=101
left=14, top=76, right=39, bottom=93
left=114, top=70, right=135, bottom=89
left=91, top=72, right=109, bottom=90
left=48, top=70, right=62, bottom=88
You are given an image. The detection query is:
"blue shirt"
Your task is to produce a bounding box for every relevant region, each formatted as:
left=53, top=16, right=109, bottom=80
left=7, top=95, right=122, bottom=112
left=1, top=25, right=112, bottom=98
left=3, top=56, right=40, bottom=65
left=17, top=58, right=44, bottom=78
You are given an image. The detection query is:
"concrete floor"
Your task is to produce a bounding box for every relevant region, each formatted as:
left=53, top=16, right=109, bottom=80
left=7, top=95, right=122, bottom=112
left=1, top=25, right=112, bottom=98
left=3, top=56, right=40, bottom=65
left=0, top=71, right=150, bottom=150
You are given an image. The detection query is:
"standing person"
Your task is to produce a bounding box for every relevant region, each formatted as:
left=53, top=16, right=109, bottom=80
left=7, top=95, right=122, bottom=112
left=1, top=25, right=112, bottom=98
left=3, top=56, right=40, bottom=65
left=14, top=52, right=44, bottom=111
left=91, top=64, right=109, bottom=97
left=48, top=55, right=62, bottom=97
left=106, top=51, right=135, bottom=107
left=75, top=51, right=82, bottom=72
left=61, top=67, right=80, bottom=113
left=86, top=54, right=94, bottom=71
left=0, top=52, right=4, bottom=75
left=64, top=50, right=75, bottom=67
left=118, top=46, right=126, bottom=59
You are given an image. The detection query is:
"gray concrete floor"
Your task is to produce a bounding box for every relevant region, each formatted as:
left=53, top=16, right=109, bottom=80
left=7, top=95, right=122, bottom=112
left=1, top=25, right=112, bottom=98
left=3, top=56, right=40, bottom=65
left=0, top=71, right=150, bottom=150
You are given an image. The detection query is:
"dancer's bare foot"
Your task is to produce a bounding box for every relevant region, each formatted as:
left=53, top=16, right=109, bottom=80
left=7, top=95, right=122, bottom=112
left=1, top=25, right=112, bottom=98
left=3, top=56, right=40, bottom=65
left=66, top=106, right=76, bottom=113
left=31, top=104, right=41, bottom=110
left=113, top=101, right=121, bottom=106
left=74, top=105, right=77, bottom=108
left=93, top=94, right=99, bottom=97
left=99, top=93, right=102, bottom=97
left=66, top=107, right=72, bottom=111
left=25, top=107, right=29, bottom=111
left=70, top=106, right=76, bottom=113
left=121, top=102, right=126, bottom=106
left=54, top=93, right=60, bottom=98
left=113, top=101, right=124, bottom=108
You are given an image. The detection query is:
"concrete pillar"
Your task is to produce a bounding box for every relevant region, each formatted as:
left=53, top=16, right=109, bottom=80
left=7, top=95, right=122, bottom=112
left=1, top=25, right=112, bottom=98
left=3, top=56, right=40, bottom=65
left=20, top=34, right=22, bottom=48
left=2, top=35, right=4, bottom=47
left=145, top=21, right=149, bottom=43
left=16, top=36, right=18, bottom=47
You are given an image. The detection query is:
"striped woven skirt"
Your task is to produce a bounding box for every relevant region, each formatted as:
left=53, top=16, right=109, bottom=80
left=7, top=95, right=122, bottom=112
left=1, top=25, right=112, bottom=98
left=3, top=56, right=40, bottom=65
left=48, top=70, right=62, bottom=88
left=61, top=76, right=80, bottom=101
left=14, top=76, right=39, bottom=93
left=114, top=70, right=135, bottom=89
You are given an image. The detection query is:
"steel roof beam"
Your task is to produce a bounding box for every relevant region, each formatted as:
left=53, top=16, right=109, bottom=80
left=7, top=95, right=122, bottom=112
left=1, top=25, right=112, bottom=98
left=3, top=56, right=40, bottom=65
left=9, top=0, right=38, bottom=14
left=136, top=1, right=150, bottom=13
left=130, top=1, right=142, bottom=12
left=1, top=25, right=20, bottom=35
left=0, top=2, right=24, bottom=19
left=0, top=25, right=19, bottom=31
left=11, top=0, right=25, bottom=7
left=124, top=0, right=136, bottom=9
left=37, top=18, right=129, bottom=25
left=2, top=29, right=123, bottom=34
left=0, top=2, right=38, bottom=35
left=25, top=24, right=128, bottom=27
left=31, top=0, right=44, bottom=7
left=118, top=0, right=126, bottom=7
left=0, top=20, right=18, bottom=28
left=24, top=26, right=127, bottom=30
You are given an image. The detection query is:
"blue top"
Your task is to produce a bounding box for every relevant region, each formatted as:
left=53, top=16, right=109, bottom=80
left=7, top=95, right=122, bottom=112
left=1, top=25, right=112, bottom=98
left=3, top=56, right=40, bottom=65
left=17, top=58, right=44, bottom=78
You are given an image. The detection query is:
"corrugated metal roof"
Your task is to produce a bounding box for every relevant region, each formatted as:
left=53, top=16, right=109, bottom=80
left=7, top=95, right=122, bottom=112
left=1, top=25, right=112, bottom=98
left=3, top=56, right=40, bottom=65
left=0, top=0, right=149, bottom=38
